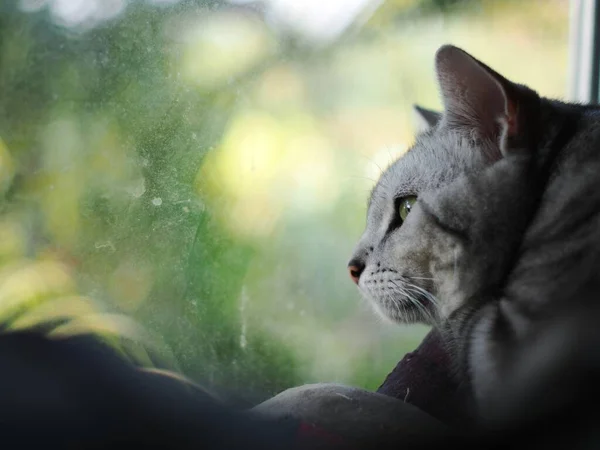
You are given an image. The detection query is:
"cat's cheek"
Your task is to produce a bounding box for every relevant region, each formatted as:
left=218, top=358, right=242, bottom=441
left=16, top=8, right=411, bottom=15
left=390, top=225, right=433, bottom=281
left=428, top=236, right=467, bottom=320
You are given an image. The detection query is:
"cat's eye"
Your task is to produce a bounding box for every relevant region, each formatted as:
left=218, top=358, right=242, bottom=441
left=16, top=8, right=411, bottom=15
left=398, top=196, right=417, bottom=221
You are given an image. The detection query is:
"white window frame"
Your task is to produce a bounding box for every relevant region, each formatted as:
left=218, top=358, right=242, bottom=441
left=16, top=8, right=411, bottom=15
left=569, top=0, right=600, bottom=103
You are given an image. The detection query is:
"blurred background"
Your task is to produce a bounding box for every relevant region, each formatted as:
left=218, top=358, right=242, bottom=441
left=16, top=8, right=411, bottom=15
left=0, top=0, right=569, bottom=405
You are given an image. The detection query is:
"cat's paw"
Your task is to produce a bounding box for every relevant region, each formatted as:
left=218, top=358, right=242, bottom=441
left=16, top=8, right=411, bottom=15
left=252, top=383, right=451, bottom=445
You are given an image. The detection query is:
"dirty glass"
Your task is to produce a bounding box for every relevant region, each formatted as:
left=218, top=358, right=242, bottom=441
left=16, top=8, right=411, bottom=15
left=0, top=0, right=569, bottom=405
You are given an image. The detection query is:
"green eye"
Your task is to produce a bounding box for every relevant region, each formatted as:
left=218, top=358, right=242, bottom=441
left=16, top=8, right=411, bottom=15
left=398, top=196, right=417, bottom=221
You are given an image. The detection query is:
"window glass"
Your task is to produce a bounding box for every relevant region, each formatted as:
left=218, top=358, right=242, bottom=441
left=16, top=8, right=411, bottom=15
left=0, top=0, right=569, bottom=404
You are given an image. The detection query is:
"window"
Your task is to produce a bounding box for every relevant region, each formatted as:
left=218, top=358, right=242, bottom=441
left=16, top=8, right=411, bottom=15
left=0, top=0, right=570, bottom=405
left=569, top=0, right=600, bottom=102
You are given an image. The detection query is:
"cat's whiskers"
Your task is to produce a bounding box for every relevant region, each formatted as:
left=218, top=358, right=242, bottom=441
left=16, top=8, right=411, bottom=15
left=404, top=276, right=441, bottom=306
left=347, top=174, right=378, bottom=184
left=381, top=282, right=408, bottom=322
left=388, top=279, right=435, bottom=324
left=358, top=155, right=385, bottom=176
left=398, top=285, right=421, bottom=323
left=383, top=289, right=406, bottom=322
left=405, top=286, right=438, bottom=324
left=403, top=281, right=440, bottom=308
left=401, top=280, right=442, bottom=325
left=407, top=276, right=436, bottom=281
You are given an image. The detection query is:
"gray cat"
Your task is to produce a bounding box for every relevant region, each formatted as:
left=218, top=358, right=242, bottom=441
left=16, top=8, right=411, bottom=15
left=349, top=44, right=600, bottom=420
left=254, top=45, right=600, bottom=447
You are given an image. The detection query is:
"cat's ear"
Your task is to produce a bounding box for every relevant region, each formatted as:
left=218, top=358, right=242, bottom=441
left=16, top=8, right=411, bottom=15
left=435, top=45, right=536, bottom=158
left=413, top=105, right=442, bottom=132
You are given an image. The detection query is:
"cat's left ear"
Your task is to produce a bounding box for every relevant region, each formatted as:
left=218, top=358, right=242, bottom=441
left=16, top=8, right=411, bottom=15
left=413, top=105, right=442, bottom=132
left=435, top=45, right=540, bottom=158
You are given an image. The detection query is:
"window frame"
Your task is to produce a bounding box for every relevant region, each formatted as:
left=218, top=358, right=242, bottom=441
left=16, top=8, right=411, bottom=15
left=568, top=0, right=600, bottom=103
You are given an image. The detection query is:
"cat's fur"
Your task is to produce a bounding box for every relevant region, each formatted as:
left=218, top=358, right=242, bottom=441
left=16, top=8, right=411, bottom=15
left=349, top=45, right=600, bottom=418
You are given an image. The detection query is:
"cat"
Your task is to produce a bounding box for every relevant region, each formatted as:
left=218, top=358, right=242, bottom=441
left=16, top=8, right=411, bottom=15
left=348, top=44, right=600, bottom=425
left=253, top=45, right=600, bottom=448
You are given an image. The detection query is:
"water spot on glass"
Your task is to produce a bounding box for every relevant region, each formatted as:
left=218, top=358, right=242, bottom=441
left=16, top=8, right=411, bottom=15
left=195, top=199, right=206, bottom=212
left=127, top=178, right=146, bottom=198
left=95, top=241, right=116, bottom=252
left=19, top=0, right=47, bottom=13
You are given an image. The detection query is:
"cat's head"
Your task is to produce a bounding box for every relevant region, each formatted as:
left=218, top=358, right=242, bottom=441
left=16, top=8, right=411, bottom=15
left=348, top=45, right=543, bottom=325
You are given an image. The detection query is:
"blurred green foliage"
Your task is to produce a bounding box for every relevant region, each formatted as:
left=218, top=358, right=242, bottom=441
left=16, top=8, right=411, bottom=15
left=0, top=0, right=569, bottom=405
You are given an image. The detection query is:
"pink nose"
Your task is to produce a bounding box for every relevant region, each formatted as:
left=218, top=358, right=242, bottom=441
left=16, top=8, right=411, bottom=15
left=348, top=261, right=365, bottom=285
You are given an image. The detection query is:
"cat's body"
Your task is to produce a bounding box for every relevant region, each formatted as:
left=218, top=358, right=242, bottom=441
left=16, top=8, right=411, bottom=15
left=349, top=45, right=600, bottom=420
left=437, top=103, right=600, bottom=413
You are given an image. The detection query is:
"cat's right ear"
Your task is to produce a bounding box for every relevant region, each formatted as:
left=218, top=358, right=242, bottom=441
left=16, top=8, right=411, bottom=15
left=434, top=45, right=540, bottom=159
left=413, top=105, right=442, bottom=132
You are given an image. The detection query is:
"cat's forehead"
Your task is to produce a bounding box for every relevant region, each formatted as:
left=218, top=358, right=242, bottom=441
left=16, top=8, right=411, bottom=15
left=369, top=130, right=482, bottom=210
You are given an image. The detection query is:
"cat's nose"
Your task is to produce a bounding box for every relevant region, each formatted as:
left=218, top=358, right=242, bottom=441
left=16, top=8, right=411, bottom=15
left=347, top=259, right=365, bottom=285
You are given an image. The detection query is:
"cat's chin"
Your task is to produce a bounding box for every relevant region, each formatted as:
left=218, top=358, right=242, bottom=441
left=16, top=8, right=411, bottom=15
left=367, top=297, right=435, bottom=326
